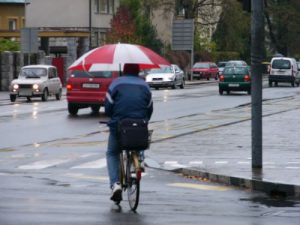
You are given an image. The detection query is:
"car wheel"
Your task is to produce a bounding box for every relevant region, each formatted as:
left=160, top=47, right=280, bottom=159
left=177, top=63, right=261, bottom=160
left=297, top=82, right=300, bottom=87
left=26, top=97, right=31, bottom=102
left=155, top=87, right=159, bottom=90
left=91, top=105, right=100, bottom=114
left=179, top=80, right=185, bottom=89
left=269, top=81, right=272, bottom=87
left=55, top=88, right=62, bottom=100
left=10, top=95, right=16, bottom=102
left=291, top=81, right=295, bottom=87
left=171, top=83, right=176, bottom=89
left=68, top=103, right=79, bottom=116
left=215, top=74, right=218, bottom=80
left=247, top=89, right=251, bottom=95
left=226, top=90, right=230, bottom=95
left=41, top=89, right=48, bottom=102
left=219, top=89, right=223, bottom=95
left=275, top=82, right=278, bottom=87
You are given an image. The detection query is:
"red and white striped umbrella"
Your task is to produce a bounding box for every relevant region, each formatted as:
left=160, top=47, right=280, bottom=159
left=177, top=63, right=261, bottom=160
left=68, top=43, right=170, bottom=71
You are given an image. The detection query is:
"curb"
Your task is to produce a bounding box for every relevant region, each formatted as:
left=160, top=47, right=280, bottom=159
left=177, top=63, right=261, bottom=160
left=177, top=168, right=300, bottom=198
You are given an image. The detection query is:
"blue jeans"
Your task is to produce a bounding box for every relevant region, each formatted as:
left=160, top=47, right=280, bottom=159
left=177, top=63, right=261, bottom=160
left=106, top=130, right=121, bottom=188
left=106, top=130, right=145, bottom=188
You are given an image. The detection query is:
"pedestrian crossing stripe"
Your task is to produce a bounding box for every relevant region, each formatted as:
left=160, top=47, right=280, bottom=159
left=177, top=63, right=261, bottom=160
left=168, top=183, right=231, bottom=191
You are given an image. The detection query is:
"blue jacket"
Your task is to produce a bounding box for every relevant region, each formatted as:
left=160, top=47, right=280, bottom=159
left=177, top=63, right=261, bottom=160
left=105, top=75, right=153, bottom=131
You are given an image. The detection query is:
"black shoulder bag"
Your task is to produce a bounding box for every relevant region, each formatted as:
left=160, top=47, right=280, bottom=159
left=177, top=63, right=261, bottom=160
left=118, top=118, right=149, bottom=151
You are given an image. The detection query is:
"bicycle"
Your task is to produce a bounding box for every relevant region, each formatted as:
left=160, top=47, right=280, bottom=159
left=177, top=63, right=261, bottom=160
left=100, top=121, right=152, bottom=211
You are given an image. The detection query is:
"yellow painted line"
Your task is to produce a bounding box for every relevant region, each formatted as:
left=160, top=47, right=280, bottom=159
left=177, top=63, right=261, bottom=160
left=168, top=183, right=231, bottom=191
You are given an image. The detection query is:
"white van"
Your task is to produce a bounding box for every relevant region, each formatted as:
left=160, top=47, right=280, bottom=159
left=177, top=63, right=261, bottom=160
left=268, top=57, right=299, bottom=87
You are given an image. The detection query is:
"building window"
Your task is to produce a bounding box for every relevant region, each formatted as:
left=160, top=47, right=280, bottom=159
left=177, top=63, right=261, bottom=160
left=94, top=0, right=114, bottom=14
left=94, top=0, right=99, bottom=14
left=8, top=18, right=17, bottom=31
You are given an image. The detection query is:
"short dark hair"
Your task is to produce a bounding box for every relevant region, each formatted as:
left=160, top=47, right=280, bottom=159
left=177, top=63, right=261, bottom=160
left=123, top=63, right=140, bottom=75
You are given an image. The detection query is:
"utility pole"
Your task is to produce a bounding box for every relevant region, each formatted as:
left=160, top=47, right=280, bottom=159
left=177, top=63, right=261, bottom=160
left=89, top=0, right=92, bottom=50
left=251, top=0, right=264, bottom=168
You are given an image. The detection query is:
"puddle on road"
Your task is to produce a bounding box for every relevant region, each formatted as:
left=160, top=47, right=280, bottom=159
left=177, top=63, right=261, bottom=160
left=240, top=196, right=299, bottom=207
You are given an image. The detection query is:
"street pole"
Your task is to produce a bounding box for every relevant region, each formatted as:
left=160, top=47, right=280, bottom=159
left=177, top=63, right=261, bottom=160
left=89, top=0, right=92, bottom=50
left=251, top=0, right=264, bottom=168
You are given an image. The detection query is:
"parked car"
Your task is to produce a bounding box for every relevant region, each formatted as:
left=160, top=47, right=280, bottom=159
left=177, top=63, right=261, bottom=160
left=217, top=61, right=228, bottom=74
left=225, top=60, right=248, bottom=67
left=219, top=66, right=251, bottom=95
left=9, top=65, right=62, bottom=102
left=268, top=57, right=299, bottom=87
left=145, top=64, right=185, bottom=90
left=297, top=62, right=300, bottom=84
left=66, top=70, right=118, bottom=115
left=190, top=62, right=219, bottom=80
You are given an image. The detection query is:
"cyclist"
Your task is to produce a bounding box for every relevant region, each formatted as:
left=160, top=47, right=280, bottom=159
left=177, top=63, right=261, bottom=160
left=104, top=63, right=153, bottom=202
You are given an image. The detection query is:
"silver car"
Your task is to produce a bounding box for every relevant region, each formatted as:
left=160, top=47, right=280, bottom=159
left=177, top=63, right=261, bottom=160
left=145, top=64, right=185, bottom=90
left=9, top=65, right=62, bottom=102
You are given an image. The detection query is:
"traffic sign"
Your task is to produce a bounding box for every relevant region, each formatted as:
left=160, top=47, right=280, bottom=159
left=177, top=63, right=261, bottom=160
left=172, top=19, right=194, bottom=51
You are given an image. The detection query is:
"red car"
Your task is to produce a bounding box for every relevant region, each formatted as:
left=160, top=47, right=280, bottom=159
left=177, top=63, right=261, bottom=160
left=190, top=62, right=219, bottom=80
left=66, top=70, right=119, bottom=115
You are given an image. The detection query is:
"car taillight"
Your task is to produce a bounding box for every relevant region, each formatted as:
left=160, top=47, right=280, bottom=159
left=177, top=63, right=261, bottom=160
left=244, top=75, right=251, bottom=82
left=66, top=84, right=72, bottom=91
left=219, top=75, right=225, bottom=81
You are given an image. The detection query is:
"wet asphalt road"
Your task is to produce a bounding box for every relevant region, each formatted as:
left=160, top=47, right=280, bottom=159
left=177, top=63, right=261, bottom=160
left=1, top=82, right=300, bottom=224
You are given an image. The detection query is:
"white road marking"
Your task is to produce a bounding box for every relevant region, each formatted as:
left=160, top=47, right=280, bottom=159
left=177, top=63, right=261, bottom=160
left=215, top=161, right=228, bottom=164
left=164, top=161, right=187, bottom=168
left=237, top=161, right=250, bottom=164
left=189, top=161, right=203, bottom=165
left=71, top=158, right=107, bottom=169
left=286, top=166, right=300, bottom=169
left=18, top=159, right=71, bottom=170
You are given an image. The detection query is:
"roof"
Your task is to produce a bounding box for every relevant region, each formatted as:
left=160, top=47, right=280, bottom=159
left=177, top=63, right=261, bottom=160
left=0, top=0, right=26, bottom=3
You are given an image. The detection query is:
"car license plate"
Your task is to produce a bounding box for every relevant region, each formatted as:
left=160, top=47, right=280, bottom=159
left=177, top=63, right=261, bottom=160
left=228, top=83, right=239, bottom=87
left=19, top=89, right=32, bottom=96
left=82, top=83, right=100, bottom=88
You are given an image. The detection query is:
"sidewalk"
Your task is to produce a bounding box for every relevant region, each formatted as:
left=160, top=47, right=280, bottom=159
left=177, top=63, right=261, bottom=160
left=145, top=92, right=300, bottom=198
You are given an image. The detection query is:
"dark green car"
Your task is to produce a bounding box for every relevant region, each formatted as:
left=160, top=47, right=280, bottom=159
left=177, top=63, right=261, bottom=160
left=219, top=66, right=251, bottom=95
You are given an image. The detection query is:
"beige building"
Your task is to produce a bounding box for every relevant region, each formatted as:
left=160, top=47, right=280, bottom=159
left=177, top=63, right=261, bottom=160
left=0, top=0, right=25, bottom=38
left=26, top=0, right=119, bottom=56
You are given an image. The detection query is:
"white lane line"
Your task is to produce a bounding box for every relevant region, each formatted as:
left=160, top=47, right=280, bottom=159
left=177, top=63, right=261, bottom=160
left=287, top=162, right=300, bottom=164
left=164, top=161, right=187, bottom=168
left=71, top=158, right=107, bottom=169
left=237, top=161, right=250, bottom=164
left=18, top=159, right=71, bottom=170
left=215, top=161, right=228, bottom=164
left=286, top=166, right=300, bottom=169
left=189, top=161, right=203, bottom=165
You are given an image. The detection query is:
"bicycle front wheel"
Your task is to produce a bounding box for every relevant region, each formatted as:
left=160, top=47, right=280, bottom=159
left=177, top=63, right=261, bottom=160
left=126, top=152, right=140, bottom=211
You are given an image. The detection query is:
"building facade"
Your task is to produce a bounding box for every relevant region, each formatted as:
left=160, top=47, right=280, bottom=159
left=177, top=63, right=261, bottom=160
left=0, top=0, right=26, bottom=38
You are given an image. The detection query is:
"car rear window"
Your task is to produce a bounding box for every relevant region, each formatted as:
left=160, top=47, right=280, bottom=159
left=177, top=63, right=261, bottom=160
left=193, top=63, right=209, bottom=69
left=223, top=67, right=248, bottom=75
left=272, top=59, right=291, bottom=69
left=217, top=62, right=227, bottom=67
left=71, top=70, right=113, bottom=78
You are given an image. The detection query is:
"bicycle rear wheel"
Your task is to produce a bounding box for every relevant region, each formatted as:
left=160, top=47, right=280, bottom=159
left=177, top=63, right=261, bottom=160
left=126, top=152, right=140, bottom=211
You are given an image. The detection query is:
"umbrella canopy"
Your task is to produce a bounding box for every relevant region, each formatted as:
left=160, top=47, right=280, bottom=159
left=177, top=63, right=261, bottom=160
left=68, top=43, right=170, bottom=72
